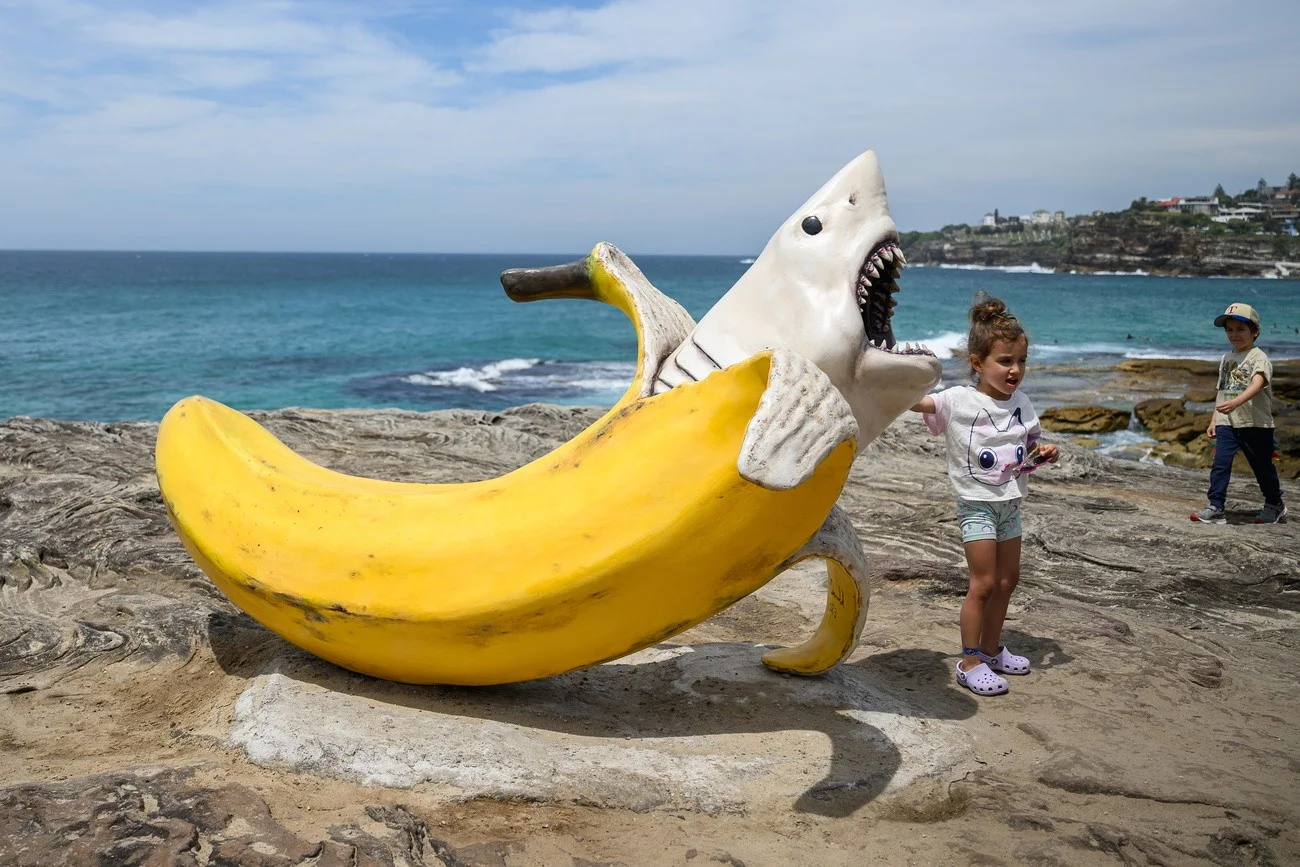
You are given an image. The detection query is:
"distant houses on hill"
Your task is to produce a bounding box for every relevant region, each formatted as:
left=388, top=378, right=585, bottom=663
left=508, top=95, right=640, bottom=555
left=980, top=208, right=1066, bottom=228
left=1152, top=179, right=1299, bottom=229
left=949, top=177, right=1299, bottom=239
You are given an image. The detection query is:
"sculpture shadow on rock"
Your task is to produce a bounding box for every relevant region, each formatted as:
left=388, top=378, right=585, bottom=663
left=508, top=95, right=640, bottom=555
left=209, top=613, right=979, bottom=818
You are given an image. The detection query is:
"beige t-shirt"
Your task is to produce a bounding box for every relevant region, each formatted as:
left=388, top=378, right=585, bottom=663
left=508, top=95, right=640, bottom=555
left=1213, top=346, right=1274, bottom=428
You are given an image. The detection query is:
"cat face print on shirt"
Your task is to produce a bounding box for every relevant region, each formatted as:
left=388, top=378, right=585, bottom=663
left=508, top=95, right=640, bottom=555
left=966, top=406, right=1026, bottom=487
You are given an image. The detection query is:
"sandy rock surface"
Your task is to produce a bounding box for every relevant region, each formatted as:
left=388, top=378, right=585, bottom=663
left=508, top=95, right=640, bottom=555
left=2, top=406, right=1298, bottom=866
left=1038, top=406, right=1131, bottom=434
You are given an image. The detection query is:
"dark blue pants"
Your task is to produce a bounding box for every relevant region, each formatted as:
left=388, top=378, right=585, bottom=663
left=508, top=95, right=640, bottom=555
left=1207, top=426, right=1284, bottom=510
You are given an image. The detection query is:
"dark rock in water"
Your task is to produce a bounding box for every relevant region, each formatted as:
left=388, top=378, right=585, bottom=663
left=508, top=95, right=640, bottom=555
left=1039, top=406, right=1131, bottom=434
left=1134, top=398, right=1203, bottom=443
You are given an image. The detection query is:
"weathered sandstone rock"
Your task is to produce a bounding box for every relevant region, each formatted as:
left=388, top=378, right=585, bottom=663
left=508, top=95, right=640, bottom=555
left=1133, top=398, right=1212, bottom=443
left=1039, top=405, right=1130, bottom=433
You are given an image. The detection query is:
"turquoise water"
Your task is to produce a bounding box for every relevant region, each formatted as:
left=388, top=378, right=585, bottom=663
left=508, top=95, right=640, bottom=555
left=2, top=251, right=1298, bottom=422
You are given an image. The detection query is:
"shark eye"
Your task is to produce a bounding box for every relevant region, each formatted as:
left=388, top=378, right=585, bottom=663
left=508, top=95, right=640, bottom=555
left=801, top=216, right=822, bottom=235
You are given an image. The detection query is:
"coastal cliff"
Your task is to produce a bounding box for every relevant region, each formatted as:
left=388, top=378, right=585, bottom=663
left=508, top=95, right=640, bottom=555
left=903, top=213, right=1300, bottom=278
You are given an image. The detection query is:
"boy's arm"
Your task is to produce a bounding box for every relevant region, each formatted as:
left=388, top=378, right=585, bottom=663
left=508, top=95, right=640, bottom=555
left=1216, top=372, right=1267, bottom=413
left=910, top=396, right=936, bottom=414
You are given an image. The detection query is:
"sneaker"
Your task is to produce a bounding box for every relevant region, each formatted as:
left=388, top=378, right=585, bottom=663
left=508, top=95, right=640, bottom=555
left=1255, top=503, right=1288, bottom=524
left=1190, top=506, right=1226, bottom=524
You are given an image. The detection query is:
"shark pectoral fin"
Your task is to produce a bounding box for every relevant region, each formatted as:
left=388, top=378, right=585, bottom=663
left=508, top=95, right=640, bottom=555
left=737, top=349, right=859, bottom=491
left=761, top=506, right=870, bottom=676
left=500, top=258, right=597, bottom=303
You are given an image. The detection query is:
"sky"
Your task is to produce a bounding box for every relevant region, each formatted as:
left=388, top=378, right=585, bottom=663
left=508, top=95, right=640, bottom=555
left=1, top=0, right=1297, bottom=255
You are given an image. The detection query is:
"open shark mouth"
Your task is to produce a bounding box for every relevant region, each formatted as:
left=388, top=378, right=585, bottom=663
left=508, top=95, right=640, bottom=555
left=855, top=240, right=934, bottom=356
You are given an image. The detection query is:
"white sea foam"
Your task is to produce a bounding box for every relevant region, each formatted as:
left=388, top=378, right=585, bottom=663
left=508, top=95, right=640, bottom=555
left=403, top=358, right=541, bottom=393
left=402, top=358, right=639, bottom=398
left=1084, top=269, right=1150, bottom=277
left=1037, top=342, right=1132, bottom=356
left=936, top=262, right=1057, bottom=274
left=1092, top=429, right=1159, bottom=462
left=1120, top=348, right=1224, bottom=361
left=541, top=361, right=636, bottom=392
left=738, top=257, right=756, bottom=264
left=911, top=330, right=967, bottom=358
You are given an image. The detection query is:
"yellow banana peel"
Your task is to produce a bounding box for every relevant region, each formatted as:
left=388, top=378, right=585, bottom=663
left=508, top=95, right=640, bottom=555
left=157, top=244, right=865, bottom=685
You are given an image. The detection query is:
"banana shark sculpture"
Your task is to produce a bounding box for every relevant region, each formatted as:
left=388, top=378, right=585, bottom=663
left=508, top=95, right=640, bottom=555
left=155, top=150, right=941, bottom=686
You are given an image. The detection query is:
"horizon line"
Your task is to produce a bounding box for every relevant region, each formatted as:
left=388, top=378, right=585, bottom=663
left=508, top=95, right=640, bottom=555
left=0, top=247, right=759, bottom=259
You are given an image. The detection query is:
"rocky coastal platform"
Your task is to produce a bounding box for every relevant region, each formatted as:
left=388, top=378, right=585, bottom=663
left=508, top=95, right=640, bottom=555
left=2, top=406, right=1298, bottom=865
left=1038, top=358, right=1300, bottom=478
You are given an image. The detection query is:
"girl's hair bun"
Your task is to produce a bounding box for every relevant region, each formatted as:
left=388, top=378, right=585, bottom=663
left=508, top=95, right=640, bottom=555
left=969, top=291, right=1012, bottom=326
left=965, top=290, right=1026, bottom=380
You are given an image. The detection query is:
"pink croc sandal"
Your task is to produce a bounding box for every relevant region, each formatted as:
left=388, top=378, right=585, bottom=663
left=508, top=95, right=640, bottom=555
left=980, top=646, right=1030, bottom=675
left=956, top=661, right=1009, bottom=696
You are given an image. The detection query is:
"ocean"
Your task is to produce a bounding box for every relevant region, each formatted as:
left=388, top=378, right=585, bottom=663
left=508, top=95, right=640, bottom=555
left=3, top=251, right=1299, bottom=429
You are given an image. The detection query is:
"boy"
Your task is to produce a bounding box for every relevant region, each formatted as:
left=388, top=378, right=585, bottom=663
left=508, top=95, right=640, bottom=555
left=1191, top=303, right=1287, bottom=524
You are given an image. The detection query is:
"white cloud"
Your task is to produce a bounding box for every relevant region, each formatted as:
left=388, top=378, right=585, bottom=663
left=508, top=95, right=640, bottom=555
left=472, top=0, right=752, bottom=74
left=0, top=0, right=1296, bottom=253
left=94, top=11, right=333, bottom=54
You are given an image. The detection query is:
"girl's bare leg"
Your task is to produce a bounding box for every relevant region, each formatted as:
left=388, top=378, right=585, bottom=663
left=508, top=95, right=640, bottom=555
left=979, top=536, right=1022, bottom=656
left=960, top=539, right=998, bottom=671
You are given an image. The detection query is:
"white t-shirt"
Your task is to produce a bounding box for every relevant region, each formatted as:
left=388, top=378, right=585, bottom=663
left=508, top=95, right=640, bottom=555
left=923, top=385, right=1041, bottom=501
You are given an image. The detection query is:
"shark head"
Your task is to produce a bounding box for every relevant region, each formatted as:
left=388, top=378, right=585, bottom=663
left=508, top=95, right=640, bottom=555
left=654, top=150, right=942, bottom=444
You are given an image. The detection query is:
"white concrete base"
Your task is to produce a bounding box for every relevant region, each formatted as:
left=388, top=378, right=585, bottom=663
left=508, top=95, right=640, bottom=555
left=230, top=638, right=975, bottom=815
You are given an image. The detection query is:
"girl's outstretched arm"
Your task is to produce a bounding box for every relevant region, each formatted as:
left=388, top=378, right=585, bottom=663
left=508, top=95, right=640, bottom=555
left=911, top=396, right=936, bottom=413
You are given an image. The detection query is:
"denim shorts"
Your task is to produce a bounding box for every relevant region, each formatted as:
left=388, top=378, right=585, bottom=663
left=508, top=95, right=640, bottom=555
left=956, top=497, right=1023, bottom=543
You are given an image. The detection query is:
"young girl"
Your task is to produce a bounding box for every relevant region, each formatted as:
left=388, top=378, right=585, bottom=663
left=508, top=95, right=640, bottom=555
left=911, top=293, right=1058, bottom=696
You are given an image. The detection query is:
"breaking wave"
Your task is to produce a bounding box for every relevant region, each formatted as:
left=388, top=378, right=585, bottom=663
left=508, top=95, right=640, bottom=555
left=403, top=358, right=541, bottom=393
left=359, top=358, right=639, bottom=409
left=933, top=262, right=1057, bottom=274
left=912, top=330, right=967, bottom=358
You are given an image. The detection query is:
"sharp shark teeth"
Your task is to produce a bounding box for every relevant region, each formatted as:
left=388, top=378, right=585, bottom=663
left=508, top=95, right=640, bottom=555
left=856, top=238, right=907, bottom=348
left=897, top=249, right=907, bottom=265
